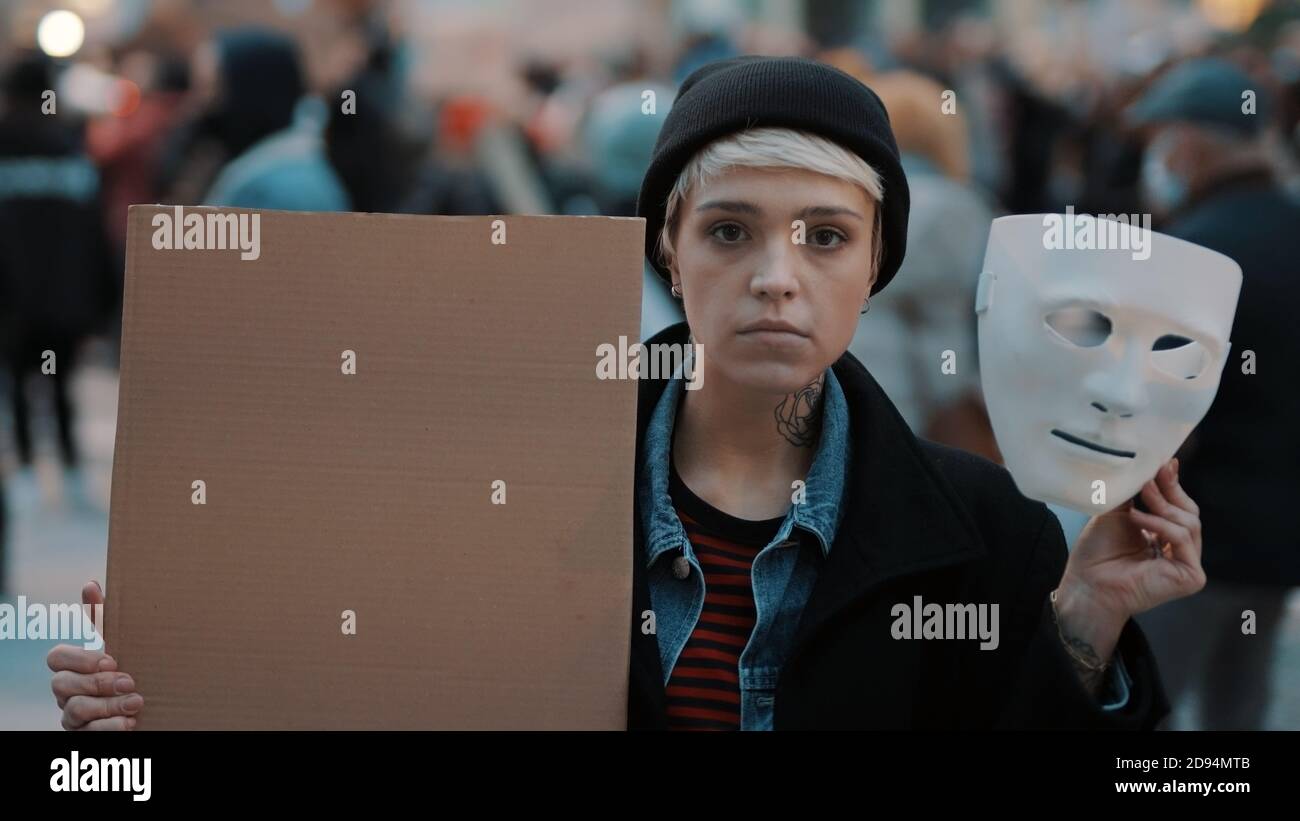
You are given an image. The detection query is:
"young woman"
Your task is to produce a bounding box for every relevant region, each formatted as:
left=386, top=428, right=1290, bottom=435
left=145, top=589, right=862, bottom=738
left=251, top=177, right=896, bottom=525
left=625, top=56, right=1200, bottom=730
left=49, top=56, right=1203, bottom=731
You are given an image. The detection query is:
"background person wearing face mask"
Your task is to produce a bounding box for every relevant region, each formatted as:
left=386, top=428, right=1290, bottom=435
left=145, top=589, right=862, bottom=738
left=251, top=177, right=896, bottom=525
left=1127, top=58, right=1300, bottom=730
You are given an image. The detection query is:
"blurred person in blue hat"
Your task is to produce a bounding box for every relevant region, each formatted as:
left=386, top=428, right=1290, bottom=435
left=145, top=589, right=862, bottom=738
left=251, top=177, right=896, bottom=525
left=1129, top=56, right=1300, bottom=730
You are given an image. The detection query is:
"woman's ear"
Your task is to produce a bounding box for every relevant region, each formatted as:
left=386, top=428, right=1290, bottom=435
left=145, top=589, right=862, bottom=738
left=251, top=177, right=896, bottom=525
left=866, top=202, right=885, bottom=296
left=865, top=265, right=879, bottom=298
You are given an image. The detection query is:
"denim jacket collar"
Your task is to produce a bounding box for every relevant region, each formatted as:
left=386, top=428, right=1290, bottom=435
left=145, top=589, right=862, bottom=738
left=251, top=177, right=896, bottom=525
left=637, top=360, right=850, bottom=568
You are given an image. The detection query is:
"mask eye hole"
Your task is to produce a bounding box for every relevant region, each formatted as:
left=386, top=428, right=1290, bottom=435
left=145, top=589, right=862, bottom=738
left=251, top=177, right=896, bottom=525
left=1151, top=334, right=1208, bottom=380
left=1045, top=307, right=1112, bottom=347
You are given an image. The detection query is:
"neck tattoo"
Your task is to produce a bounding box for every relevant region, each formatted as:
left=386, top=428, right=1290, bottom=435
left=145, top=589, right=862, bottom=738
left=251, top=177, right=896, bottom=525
left=774, top=376, right=824, bottom=448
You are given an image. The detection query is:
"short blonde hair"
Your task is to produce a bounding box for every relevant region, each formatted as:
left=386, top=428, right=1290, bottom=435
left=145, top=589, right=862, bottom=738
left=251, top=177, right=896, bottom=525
left=657, top=126, right=885, bottom=282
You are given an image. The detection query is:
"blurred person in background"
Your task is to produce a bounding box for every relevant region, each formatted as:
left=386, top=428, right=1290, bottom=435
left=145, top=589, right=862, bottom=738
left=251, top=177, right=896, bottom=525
left=157, top=28, right=348, bottom=212
left=1070, top=82, right=1150, bottom=219
left=936, top=16, right=1009, bottom=202
left=989, top=57, right=1075, bottom=214
left=406, top=60, right=570, bottom=219
left=198, top=29, right=349, bottom=211
left=1128, top=57, right=1300, bottom=730
left=579, top=80, right=683, bottom=340
left=515, top=56, right=607, bottom=215
left=670, top=3, right=741, bottom=84
left=86, top=50, right=189, bottom=268
left=843, top=70, right=998, bottom=461
left=325, top=17, right=422, bottom=213
left=0, top=52, right=115, bottom=513
left=399, top=95, right=504, bottom=217
left=1276, top=24, right=1300, bottom=172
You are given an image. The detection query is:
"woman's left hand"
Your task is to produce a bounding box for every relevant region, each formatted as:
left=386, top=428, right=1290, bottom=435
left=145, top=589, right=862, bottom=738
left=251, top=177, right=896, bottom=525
left=1055, top=457, right=1206, bottom=666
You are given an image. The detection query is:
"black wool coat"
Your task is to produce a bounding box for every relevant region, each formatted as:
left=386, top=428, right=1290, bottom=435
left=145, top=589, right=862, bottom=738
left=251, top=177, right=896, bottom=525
left=628, top=322, right=1170, bottom=730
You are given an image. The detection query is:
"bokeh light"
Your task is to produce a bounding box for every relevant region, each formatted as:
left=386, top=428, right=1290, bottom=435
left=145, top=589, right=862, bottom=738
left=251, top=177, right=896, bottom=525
left=36, top=10, right=87, bottom=58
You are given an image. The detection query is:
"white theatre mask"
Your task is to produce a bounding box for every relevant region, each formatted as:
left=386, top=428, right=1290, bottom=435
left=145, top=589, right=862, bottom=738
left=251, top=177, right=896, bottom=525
left=976, top=214, right=1242, bottom=514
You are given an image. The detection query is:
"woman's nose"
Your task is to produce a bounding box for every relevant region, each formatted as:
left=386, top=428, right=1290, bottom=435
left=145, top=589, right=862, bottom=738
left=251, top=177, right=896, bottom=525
left=749, top=237, right=801, bottom=299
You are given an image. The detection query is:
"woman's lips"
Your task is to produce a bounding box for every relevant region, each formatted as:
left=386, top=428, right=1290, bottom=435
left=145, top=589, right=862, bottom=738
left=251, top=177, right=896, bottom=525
left=737, top=328, right=810, bottom=348
left=737, top=318, right=809, bottom=336
left=1050, top=428, right=1137, bottom=459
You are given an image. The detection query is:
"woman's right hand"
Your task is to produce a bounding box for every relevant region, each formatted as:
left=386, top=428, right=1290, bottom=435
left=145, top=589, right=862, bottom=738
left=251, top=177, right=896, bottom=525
left=47, top=580, right=143, bottom=730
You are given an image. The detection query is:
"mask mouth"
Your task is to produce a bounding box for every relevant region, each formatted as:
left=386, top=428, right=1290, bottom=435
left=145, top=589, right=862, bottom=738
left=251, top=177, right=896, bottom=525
left=1050, top=429, right=1137, bottom=459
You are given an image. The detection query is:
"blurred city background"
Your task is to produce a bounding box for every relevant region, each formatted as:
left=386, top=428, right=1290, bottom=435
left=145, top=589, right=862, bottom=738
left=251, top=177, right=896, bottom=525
left=1, top=0, right=1298, bottom=729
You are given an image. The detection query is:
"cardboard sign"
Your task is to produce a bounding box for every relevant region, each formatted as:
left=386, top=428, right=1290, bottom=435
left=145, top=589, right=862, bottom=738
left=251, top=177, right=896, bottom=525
left=106, top=206, right=644, bottom=729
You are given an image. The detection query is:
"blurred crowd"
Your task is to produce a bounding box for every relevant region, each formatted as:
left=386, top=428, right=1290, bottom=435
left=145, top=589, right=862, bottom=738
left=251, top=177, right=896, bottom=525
left=1, top=0, right=1299, bottom=729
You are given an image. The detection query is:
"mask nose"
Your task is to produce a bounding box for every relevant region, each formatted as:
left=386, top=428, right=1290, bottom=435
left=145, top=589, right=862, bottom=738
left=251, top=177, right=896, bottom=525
left=1084, top=342, right=1148, bottom=418
left=1090, top=401, right=1133, bottom=419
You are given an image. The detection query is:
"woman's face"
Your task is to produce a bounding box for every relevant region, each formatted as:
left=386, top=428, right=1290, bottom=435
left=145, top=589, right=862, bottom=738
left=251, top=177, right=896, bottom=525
left=670, top=165, right=878, bottom=394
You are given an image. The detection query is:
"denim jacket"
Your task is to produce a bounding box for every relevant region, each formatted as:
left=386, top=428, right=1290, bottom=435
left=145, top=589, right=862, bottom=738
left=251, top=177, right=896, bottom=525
left=637, top=366, right=1131, bottom=730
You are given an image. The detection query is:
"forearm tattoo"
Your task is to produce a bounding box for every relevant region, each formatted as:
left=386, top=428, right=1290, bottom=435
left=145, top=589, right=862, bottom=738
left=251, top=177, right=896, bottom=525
left=1063, top=634, right=1107, bottom=696
left=774, top=377, right=824, bottom=448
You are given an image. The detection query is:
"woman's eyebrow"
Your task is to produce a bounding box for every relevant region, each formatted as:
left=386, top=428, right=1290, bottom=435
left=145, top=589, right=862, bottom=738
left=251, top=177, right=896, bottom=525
left=693, top=200, right=864, bottom=222
left=694, top=199, right=761, bottom=215
left=795, top=205, right=864, bottom=222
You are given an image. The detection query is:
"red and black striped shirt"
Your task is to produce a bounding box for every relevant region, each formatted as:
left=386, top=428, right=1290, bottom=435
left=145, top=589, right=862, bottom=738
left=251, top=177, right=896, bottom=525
left=665, top=456, right=785, bottom=731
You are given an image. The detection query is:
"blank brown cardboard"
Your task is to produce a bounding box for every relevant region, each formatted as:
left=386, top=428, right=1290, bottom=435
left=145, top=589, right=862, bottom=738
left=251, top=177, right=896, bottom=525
left=106, top=206, right=644, bottom=729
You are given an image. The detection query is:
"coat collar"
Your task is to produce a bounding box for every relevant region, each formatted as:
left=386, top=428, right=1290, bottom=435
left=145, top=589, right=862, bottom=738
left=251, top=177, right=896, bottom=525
left=790, top=337, right=989, bottom=661
left=630, top=322, right=988, bottom=703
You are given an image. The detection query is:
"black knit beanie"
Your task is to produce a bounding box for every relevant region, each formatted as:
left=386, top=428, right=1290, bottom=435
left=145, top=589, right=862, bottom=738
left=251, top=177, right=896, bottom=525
left=636, top=55, right=910, bottom=296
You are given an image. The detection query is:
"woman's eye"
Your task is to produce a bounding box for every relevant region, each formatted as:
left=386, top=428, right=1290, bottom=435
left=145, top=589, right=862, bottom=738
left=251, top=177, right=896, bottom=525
left=709, top=223, right=748, bottom=243
left=810, top=228, right=847, bottom=248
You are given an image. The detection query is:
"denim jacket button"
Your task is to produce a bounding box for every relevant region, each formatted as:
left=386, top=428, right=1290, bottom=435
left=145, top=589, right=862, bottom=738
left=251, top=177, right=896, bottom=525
left=671, top=555, right=691, bottom=580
